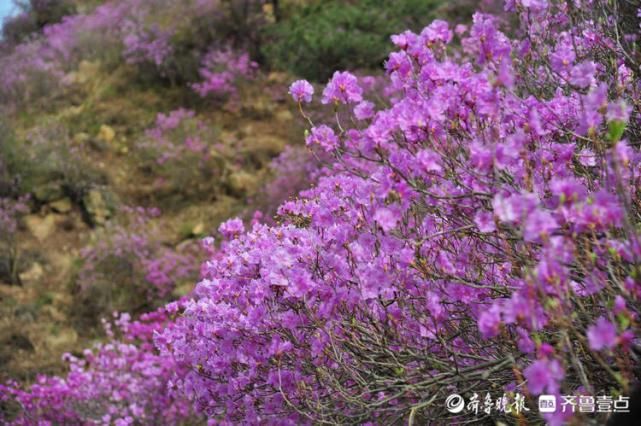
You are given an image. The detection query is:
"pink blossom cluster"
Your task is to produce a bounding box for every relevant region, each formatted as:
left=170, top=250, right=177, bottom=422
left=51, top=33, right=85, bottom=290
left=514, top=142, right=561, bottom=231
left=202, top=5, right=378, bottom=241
left=142, top=109, right=206, bottom=165
left=122, top=24, right=173, bottom=69
left=140, top=108, right=224, bottom=196
left=160, top=2, right=641, bottom=425
left=0, top=197, right=29, bottom=237
left=0, top=0, right=254, bottom=109
left=77, top=207, right=201, bottom=302
left=191, top=48, right=258, bottom=100
left=0, top=307, right=199, bottom=425
left=138, top=108, right=229, bottom=198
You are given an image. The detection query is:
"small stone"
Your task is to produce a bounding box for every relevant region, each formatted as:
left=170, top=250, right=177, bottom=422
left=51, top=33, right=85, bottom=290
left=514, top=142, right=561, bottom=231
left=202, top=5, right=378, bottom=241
left=192, top=222, right=205, bottom=236
left=73, top=132, right=90, bottom=144
left=97, top=124, right=116, bottom=144
left=42, top=305, right=66, bottom=322
left=227, top=171, right=258, bottom=197
left=49, top=198, right=72, bottom=214
left=252, top=135, right=286, bottom=157
left=18, top=262, right=44, bottom=283
left=275, top=109, right=293, bottom=123
left=219, top=130, right=237, bottom=144
left=82, top=188, right=113, bottom=226
left=172, top=282, right=194, bottom=298
left=45, top=328, right=78, bottom=350
left=267, top=72, right=288, bottom=84
left=76, top=60, right=100, bottom=84
left=33, top=182, right=64, bottom=202
left=24, top=214, right=57, bottom=241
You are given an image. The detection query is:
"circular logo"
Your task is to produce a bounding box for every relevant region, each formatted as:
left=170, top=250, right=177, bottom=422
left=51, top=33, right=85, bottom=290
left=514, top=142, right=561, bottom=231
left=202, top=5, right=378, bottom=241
left=445, top=394, right=465, bottom=414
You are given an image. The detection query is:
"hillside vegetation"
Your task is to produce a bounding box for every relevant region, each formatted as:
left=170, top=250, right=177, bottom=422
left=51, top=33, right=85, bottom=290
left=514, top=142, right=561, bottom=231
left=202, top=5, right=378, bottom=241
left=2, top=0, right=641, bottom=425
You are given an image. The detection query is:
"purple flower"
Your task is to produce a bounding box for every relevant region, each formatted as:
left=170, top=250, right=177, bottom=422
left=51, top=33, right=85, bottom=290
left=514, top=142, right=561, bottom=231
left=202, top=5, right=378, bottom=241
left=613, top=296, right=627, bottom=314
left=385, top=51, right=413, bottom=78
left=374, top=207, right=400, bottom=232
left=219, top=217, right=245, bottom=239
left=492, top=193, right=537, bottom=223
left=576, top=148, right=597, bottom=167
left=578, top=83, right=608, bottom=135
left=523, top=209, right=558, bottom=242
left=587, top=317, right=618, bottom=350
left=390, top=30, right=417, bottom=50
left=354, top=101, right=375, bottom=120
left=497, top=59, right=515, bottom=88
left=416, top=149, right=443, bottom=173
left=550, top=45, right=575, bottom=72
left=289, top=80, right=314, bottom=103
left=474, top=211, right=496, bottom=233
left=322, top=71, right=363, bottom=104
left=550, top=177, right=588, bottom=206
left=606, top=100, right=631, bottom=122
left=520, top=0, right=548, bottom=11
left=517, top=328, right=535, bottom=353
left=524, top=358, right=564, bottom=395
left=569, top=61, right=596, bottom=88
left=420, top=20, right=453, bottom=45
left=306, top=125, right=339, bottom=152
left=478, top=304, right=501, bottom=338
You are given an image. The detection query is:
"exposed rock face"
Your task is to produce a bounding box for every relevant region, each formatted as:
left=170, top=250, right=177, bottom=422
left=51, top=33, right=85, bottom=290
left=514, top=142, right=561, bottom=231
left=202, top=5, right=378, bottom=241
left=33, top=182, right=65, bottom=203
left=18, top=262, right=44, bottom=284
left=49, top=198, right=72, bottom=214
left=97, top=124, right=116, bottom=144
left=24, top=214, right=57, bottom=242
left=82, top=188, right=114, bottom=226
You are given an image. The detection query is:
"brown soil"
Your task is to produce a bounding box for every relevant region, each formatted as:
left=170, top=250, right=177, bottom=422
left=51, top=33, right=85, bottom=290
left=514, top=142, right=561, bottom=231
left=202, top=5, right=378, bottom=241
left=0, top=64, right=303, bottom=384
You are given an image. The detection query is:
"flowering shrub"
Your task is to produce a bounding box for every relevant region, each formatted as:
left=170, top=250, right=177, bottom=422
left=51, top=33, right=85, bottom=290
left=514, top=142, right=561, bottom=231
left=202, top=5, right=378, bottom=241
left=122, top=24, right=174, bottom=70
left=0, top=0, right=259, bottom=110
left=159, top=1, right=641, bottom=425
left=0, top=307, right=199, bottom=425
left=0, top=2, right=126, bottom=109
left=0, top=40, right=66, bottom=109
left=1, top=12, right=38, bottom=47
left=192, top=47, right=258, bottom=100
left=73, top=207, right=202, bottom=323
left=0, top=122, right=105, bottom=203
left=139, top=109, right=226, bottom=200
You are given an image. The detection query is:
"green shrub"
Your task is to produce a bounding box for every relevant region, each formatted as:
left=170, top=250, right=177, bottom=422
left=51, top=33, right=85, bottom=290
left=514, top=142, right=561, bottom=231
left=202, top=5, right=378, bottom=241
left=262, top=0, right=443, bottom=81
left=0, top=120, right=106, bottom=203
left=28, top=0, right=76, bottom=28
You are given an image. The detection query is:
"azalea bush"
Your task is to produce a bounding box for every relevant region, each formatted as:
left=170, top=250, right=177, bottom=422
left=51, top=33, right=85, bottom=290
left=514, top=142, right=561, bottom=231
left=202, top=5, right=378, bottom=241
left=138, top=109, right=227, bottom=202
left=0, top=0, right=262, bottom=110
left=160, top=1, right=641, bottom=425
left=0, top=121, right=106, bottom=203
left=4, top=0, right=641, bottom=425
left=72, top=207, right=202, bottom=326
left=0, top=307, right=200, bottom=425
left=192, top=47, right=258, bottom=101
